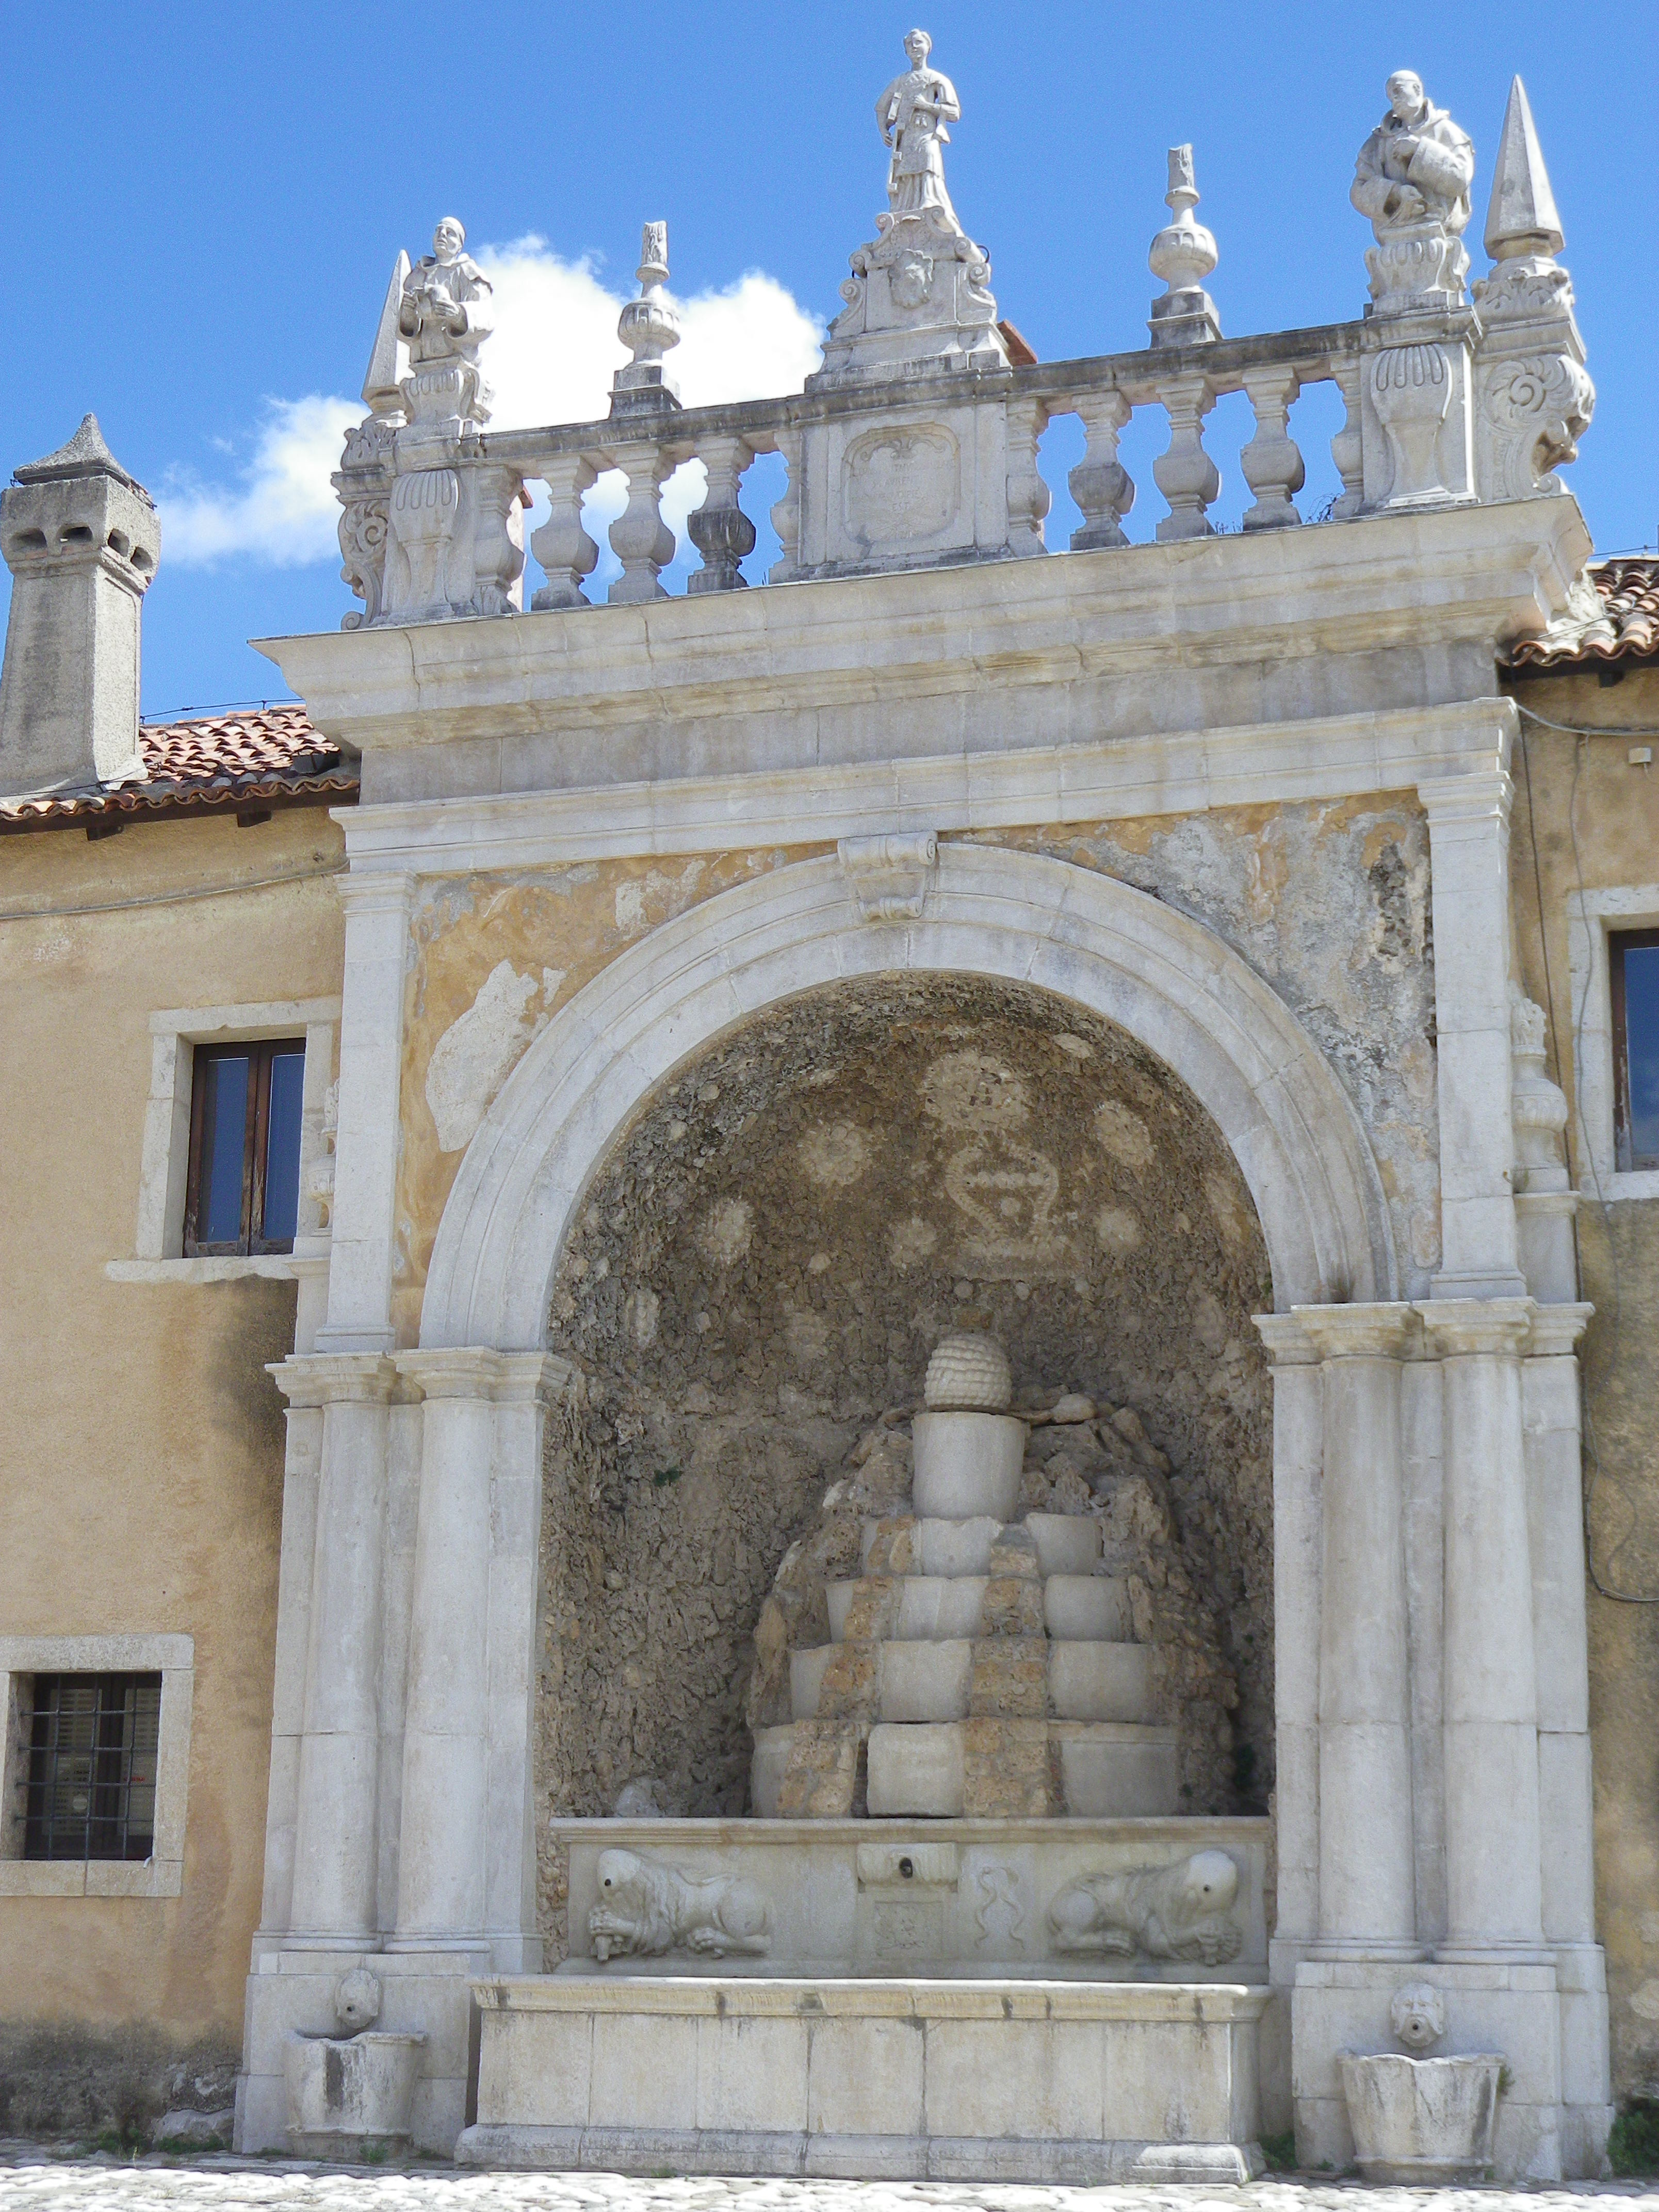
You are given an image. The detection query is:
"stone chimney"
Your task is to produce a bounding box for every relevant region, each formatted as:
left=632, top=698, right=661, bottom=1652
left=0, top=415, right=160, bottom=795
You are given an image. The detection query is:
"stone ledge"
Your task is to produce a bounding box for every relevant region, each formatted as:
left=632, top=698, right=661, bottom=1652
left=456, top=2122, right=1265, bottom=2182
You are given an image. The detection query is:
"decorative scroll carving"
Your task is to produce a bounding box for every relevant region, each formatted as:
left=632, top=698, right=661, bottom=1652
left=1048, top=1848, right=1243, bottom=1963
left=837, top=830, right=939, bottom=923
left=588, top=1847, right=772, bottom=1961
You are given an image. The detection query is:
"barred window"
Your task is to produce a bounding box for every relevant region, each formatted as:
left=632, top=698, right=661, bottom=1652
left=23, top=1673, right=162, bottom=1861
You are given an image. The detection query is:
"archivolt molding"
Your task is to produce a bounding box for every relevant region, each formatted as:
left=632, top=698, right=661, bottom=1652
left=419, top=843, right=1396, bottom=1349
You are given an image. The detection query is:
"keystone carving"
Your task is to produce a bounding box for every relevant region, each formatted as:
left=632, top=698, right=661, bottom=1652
left=837, top=831, right=938, bottom=923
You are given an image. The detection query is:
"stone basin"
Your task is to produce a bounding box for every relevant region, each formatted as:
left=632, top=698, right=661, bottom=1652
left=284, top=2028, right=427, bottom=2158
left=1339, top=2049, right=1504, bottom=2182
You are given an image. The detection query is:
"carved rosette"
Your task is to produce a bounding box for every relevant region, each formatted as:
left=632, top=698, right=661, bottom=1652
left=1477, top=351, right=1595, bottom=501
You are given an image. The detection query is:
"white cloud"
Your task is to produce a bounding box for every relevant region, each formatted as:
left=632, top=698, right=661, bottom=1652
left=159, top=396, right=361, bottom=568
left=158, top=241, right=824, bottom=574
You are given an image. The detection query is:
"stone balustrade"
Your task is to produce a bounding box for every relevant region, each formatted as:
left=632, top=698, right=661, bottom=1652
left=336, top=294, right=1587, bottom=630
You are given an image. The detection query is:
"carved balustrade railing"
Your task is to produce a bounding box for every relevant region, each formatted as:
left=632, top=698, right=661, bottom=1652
left=337, top=305, right=1585, bottom=628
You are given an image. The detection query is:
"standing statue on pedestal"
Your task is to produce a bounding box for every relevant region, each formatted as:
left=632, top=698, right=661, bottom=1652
left=876, top=29, right=964, bottom=235
left=818, top=28, right=1006, bottom=386
left=1351, top=72, right=1475, bottom=313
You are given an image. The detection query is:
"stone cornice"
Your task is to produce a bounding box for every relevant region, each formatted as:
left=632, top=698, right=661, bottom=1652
left=259, top=495, right=1587, bottom=788
left=1252, top=1313, right=1320, bottom=1366
left=335, top=699, right=1514, bottom=876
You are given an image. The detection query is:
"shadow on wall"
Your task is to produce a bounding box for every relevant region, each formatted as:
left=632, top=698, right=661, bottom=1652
left=0, top=2022, right=238, bottom=2145
left=533, top=974, right=1275, bottom=1945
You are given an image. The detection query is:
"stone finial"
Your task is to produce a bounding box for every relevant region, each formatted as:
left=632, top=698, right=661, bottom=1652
left=1390, top=1981, right=1446, bottom=2052
left=1148, top=145, right=1221, bottom=347
left=1485, top=77, right=1563, bottom=263
left=612, top=222, right=683, bottom=417
left=0, top=415, right=159, bottom=796
left=362, top=251, right=412, bottom=419
left=333, top=1967, right=382, bottom=2034
left=924, top=1332, right=1012, bottom=1412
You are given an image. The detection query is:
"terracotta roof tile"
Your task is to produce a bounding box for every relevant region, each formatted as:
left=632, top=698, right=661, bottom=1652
left=1507, top=556, right=1659, bottom=670
left=0, top=703, right=357, bottom=831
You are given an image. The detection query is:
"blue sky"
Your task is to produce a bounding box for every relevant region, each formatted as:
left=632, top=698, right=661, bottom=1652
left=1, top=0, right=1653, bottom=717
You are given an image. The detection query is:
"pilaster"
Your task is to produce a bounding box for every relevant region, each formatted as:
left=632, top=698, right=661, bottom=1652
left=1416, top=1298, right=1549, bottom=1963
left=390, top=1349, right=573, bottom=1961
left=272, top=1352, right=398, bottom=1947
left=315, top=873, right=413, bottom=1354
left=1418, top=768, right=1525, bottom=1299
left=1290, top=1303, right=1421, bottom=1962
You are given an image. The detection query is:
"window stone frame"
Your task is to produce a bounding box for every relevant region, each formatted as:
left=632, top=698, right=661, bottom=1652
left=0, top=1634, right=193, bottom=1897
left=108, top=998, right=338, bottom=1281
left=1567, top=884, right=1659, bottom=1203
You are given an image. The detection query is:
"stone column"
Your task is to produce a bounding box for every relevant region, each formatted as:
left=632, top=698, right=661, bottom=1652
left=390, top=1349, right=569, bottom=1957
left=1293, top=1304, right=1421, bottom=1957
left=281, top=1352, right=398, bottom=1946
left=315, top=872, right=412, bottom=1355
left=1524, top=1304, right=1611, bottom=2159
left=1254, top=1315, right=1322, bottom=1966
left=1418, top=769, right=1526, bottom=1299
left=1418, top=1298, right=1550, bottom=1960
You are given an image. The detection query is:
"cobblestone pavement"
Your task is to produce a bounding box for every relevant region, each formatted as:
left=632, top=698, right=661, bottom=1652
left=2, top=2154, right=1657, bottom=2212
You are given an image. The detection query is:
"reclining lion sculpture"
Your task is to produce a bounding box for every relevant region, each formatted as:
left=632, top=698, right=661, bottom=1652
left=1048, top=1847, right=1243, bottom=1964
left=589, top=1847, right=773, bottom=1961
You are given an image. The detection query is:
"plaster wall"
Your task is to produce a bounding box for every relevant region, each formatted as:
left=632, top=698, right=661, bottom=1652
left=1507, top=661, right=1659, bottom=2105
left=0, top=809, right=346, bottom=2134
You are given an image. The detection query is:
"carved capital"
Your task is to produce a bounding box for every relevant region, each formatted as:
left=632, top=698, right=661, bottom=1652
left=837, top=830, right=939, bottom=923
left=1523, top=1300, right=1592, bottom=1358
left=1291, top=1301, right=1419, bottom=1361
left=267, top=1352, right=399, bottom=1409
left=1251, top=1312, right=1320, bottom=1367
left=1414, top=1295, right=1536, bottom=1359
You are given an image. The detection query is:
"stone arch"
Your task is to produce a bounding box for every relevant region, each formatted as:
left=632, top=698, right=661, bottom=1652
left=419, top=843, right=1396, bottom=1351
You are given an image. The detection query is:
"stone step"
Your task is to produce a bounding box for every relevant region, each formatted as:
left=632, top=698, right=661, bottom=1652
left=859, top=1511, right=1102, bottom=1579
left=826, top=1572, right=1131, bottom=1644
left=789, top=1638, right=1156, bottom=1725
left=865, top=1719, right=1179, bottom=1818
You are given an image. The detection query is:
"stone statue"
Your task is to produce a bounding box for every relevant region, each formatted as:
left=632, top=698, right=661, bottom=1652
left=398, top=217, right=495, bottom=369
left=1352, top=74, right=1474, bottom=314
left=588, top=1847, right=773, bottom=1961
left=1048, top=1848, right=1243, bottom=1963
left=876, top=29, right=963, bottom=235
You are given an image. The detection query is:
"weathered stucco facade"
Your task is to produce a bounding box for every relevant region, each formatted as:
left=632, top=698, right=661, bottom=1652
left=2, top=41, right=1657, bottom=2188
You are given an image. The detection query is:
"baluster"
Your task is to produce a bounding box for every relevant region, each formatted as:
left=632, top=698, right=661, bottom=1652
left=1328, top=356, right=1364, bottom=519
left=1005, top=396, right=1051, bottom=557
left=1152, top=371, right=1219, bottom=541
left=606, top=440, right=681, bottom=605
left=1240, top=368, right=1306, bottom=530
left=1068, top=390, right=1136, bottom=550
left=768, top=428, right=804, bottom=583
left=529, top=453, right=599, bottom=610
left=687, top=434, right=757, bottom=594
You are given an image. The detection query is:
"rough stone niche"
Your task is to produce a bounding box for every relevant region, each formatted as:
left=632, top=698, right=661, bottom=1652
left=535, top=975, right=1273, bottom=1950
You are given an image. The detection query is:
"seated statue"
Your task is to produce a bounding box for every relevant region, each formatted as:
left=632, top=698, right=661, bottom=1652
left=399, top=217, right=494, bottom=367
left=1351, top=71, right=1473, bottom=240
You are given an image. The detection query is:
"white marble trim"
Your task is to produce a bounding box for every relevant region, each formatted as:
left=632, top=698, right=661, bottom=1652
left=336, top=700, right=1514, bottom=877
left=419, top=842, right=1396, bottom=1351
